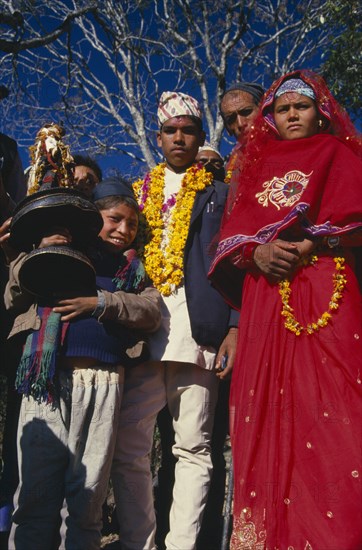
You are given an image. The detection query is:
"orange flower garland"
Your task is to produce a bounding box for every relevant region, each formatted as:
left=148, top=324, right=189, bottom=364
left=279, top=256, right=347, bottom=335
left=133, top=163, right=213, bottom=295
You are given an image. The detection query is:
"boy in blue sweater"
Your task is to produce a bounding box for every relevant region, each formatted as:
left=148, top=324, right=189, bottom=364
left=5, top=178, right=161, bottom=550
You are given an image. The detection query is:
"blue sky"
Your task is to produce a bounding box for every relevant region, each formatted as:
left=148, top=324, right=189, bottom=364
left=1, top=2, right=359, bottom=181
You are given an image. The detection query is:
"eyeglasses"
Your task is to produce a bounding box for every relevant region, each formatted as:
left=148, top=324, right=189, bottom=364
left=198, top=157, right=224, bottom=169
left=223, top=107, right=256, bottom=126
left=74, top=176, right=97, bottom=188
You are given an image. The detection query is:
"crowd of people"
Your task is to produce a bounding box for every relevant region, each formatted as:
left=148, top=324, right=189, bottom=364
left=0, top=68, right=360, bottom=550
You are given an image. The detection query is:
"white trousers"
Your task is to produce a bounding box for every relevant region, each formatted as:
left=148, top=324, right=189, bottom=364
left=111, top=361, right=219, bottom=550
left=9, top=366, right=124, bottom=550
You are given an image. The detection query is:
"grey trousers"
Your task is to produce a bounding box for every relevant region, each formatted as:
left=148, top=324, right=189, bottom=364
left=9, top=366, right=124, bottom=550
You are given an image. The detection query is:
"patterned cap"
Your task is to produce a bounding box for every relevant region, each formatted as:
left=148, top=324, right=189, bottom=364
left=157, top=92, right=202, bottom=126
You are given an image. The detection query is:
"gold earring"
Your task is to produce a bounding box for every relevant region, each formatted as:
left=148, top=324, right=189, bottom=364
left=318, top=119, right=323, bottom=128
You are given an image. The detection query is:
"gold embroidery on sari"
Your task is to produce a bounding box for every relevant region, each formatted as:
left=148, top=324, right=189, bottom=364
left=255, top=170, right=312, bottom=210
left=230, top=507, right=266, bottom=549
left=230, top=508, right=315, bottom=549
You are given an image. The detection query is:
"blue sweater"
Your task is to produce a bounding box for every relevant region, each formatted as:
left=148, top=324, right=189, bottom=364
left=63, top=250, right=137, bottom=365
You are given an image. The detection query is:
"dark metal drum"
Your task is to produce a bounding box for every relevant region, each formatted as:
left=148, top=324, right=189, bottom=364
left=10, top=188, right=103, bottom=298
left=18, top=246, right=97, bottom=298
left=10, top=187, right=103, bottom=251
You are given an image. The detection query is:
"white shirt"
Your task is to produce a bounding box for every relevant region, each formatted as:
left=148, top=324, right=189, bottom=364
left=148, top=168, right=216, bottom=370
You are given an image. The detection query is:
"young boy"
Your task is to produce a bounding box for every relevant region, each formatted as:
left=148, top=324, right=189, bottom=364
left=5, top=177, right=161, bottom=550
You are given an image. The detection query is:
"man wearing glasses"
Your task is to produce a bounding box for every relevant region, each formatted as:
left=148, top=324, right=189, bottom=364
left=194, top=83, right=265, bottom=549
left=195, top=143, right=225, bottom=182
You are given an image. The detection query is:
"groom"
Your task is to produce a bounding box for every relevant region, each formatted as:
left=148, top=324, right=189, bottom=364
left=111, top=91, right=238, bottom=549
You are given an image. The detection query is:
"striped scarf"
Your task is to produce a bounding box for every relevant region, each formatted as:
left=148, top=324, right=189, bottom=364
left=15, top=307, right=68, bottom=403
left=113, top=248, right=146, bottom=293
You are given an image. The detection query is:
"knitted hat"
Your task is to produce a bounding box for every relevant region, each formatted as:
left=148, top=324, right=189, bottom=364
left=157, top=92, right=202, bottom=126
left=221, top=83, right=265, bottom=106
left=93, top=176, right=138, bottom=207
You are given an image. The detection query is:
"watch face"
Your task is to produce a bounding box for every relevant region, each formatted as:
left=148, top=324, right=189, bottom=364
left=327, top=236, right=340, bottom=248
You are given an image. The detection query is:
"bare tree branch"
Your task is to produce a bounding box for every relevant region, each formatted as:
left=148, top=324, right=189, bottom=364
left=0, top=4, right=96, bottom=53
left=0, top=0, right=350, bottom=176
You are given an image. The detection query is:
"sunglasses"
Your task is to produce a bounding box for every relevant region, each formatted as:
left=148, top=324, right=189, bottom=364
left=74, top=176, right=97, bottom=187
left=223, top=107, right=256, bottom=126
left=198, top=157, right=224, bottom=169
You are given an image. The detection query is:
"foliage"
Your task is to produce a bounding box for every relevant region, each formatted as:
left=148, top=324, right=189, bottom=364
left=320, top=0, right=361, bottom=121
left=0, top=0, right=357, bottom=175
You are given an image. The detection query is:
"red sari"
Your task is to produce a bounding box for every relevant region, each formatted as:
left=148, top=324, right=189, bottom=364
left=209, top=132, right=362, bottom=548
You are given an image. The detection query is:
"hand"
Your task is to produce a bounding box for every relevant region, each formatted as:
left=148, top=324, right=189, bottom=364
left=0, top=217, right=18, bottom=263
left=293, top=238, right=316, bottom=258
left=38, top=227, right=72, bottom=248
left=215, top=327, right=238, bottom=380
left=0, top=218, right=11, bottom=245
left=52, top=296, right=98, bottom=321
left=253, top=239, right=300, bottom=282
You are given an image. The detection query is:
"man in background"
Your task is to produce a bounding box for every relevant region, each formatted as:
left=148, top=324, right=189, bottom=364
left=220, top=82, right=264, bottom=187
left=0, top=137, right=26, bottom=222
left=195, top=143, right=225, bottom=182
left=73, top=153, right=102, bottom=197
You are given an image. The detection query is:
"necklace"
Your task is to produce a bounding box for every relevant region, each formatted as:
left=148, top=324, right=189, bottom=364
left=133, top=163, right=213, bottom=295
left=278, top=256, right=347, bottom=335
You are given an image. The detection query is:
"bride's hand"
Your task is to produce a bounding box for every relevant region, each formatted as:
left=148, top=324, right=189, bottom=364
left=253, top=239, right=300, bottom=282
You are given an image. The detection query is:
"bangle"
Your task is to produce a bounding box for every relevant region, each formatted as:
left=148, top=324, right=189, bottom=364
left=91, top=290, right=106, bottom=318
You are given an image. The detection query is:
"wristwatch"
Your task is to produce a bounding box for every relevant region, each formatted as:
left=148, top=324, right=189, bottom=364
left=326, top=235, right=340, bottom=248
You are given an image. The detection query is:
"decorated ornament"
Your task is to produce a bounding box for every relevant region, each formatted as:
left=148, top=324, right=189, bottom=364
left=27, top=123, right=75, bottom=194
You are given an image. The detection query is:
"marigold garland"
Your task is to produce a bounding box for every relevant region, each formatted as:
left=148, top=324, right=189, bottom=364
left=224, top=169, right=232, bottom=184
left=278, top=256, right=347, bottom=336
left=133, top=163, right=213, bottom=295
